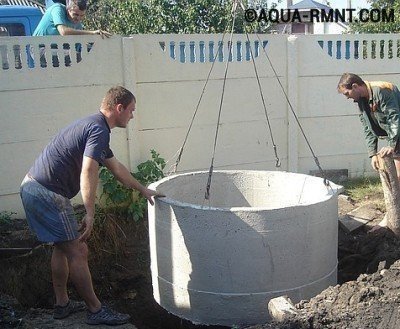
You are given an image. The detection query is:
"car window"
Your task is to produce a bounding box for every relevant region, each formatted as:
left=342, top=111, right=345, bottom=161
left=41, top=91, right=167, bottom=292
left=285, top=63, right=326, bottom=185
left=0, top=23, right=26, bottom=36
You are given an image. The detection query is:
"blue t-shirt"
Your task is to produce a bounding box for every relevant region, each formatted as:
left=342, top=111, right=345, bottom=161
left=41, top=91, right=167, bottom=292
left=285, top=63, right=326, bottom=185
left=29, top=112, right=114, bottom=199
left=45, top=0, right=66, bottom=8
left=33, top=3, right=82, bottom=36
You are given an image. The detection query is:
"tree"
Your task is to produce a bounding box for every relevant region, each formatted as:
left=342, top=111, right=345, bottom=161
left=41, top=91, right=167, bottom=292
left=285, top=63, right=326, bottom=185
left=349, top=0, right=400, bottom=33
left=84, top=0, right=276, bottom=35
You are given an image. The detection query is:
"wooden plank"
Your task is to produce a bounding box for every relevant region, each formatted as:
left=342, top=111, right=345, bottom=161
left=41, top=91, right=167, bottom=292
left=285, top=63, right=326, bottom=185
left=338, top=203, right=379, bottom=233
left=339, top=214, right=370, bottom=233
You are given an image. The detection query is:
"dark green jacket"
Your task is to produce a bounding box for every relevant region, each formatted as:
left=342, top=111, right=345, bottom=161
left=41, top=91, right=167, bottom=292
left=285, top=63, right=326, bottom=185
left=358, top=81, right=400, bottom=157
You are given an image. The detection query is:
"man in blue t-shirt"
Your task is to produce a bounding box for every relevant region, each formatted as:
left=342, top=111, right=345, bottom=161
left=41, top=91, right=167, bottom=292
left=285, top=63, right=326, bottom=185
left=20, top=86, right=163, bottom=325
left=33, top=0, right=110, bottom=67
left=46, top=0, right=66, bottom=8
left=34, top=0, right=110, bottom=37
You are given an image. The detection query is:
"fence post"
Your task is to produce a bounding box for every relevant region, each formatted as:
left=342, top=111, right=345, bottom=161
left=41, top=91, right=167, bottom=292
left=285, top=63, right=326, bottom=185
left=122, top=36, right=141, bottom=171
left=287, top=35, right=299, bottom=173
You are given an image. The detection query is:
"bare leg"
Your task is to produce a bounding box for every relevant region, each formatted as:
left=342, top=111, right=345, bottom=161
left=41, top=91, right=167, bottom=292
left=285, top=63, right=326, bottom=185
left=51, top=246, right=69, bottom=306
left=56, top=239, right=101, bottom=312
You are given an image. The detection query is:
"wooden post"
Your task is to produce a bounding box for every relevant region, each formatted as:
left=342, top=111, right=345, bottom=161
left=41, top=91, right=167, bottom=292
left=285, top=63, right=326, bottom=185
left=378, top=155, right=400, bottom=236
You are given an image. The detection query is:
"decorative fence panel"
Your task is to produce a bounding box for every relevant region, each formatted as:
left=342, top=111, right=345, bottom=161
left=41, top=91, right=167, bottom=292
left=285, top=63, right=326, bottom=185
left=1, top=33, right=400, bottom=216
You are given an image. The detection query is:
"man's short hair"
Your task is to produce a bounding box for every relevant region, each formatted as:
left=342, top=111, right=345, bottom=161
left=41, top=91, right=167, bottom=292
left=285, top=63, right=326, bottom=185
left=67, top=0, right=88, bottom=11
left=102, top=86, right=136, bottom=111
left=337, top=73, right=365, bottom=91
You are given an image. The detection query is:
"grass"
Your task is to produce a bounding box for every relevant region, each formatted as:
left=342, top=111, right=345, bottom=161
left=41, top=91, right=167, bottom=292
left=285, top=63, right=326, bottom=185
left=342, top=176, right=385, bottom=211
left=74, top=205, right=130, bottom=261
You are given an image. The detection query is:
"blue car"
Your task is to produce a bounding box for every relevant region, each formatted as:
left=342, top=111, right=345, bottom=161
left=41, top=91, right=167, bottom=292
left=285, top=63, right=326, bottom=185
left=0, top=5, right=43, bottom=36
left=0, top=4, right=91, bottom=69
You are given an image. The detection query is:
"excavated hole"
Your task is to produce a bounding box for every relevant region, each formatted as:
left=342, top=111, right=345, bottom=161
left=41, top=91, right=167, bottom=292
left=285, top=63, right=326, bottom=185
left=2, top=190, right=400, bottom=328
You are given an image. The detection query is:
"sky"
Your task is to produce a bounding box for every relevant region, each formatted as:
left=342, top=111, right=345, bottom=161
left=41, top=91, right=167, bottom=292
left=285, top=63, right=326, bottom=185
left=276, top=0, right=371, bottom=10
left=324, top=0, right=370, bottom=9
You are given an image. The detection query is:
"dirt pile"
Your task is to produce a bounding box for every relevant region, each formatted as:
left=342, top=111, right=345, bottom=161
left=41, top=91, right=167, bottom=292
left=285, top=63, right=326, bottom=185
left=2, top=195, right=400, bottom=329
left=250, top=257, right=400, bottom=329
left=248, top=196, right=400, bottom=329
left=296, top=260, right=400, bottom=329
left=0, top=293, right=25, bottom=328
left=0, top=295, right=137, bottom=329
left=0, top=216, right=226, bottom=329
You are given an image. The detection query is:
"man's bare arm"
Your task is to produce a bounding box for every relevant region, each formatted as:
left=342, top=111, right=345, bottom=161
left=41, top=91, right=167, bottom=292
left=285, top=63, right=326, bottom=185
left=79, top=156, right=99, bottom=241
left=57, top=25, right=111, bottom=37
left=103, top=157, right=164, bottom=205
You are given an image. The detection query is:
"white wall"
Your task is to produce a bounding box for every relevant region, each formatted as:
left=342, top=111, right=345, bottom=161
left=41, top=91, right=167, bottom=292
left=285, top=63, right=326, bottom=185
left=131, top=34, right=288, bottom=173
left=294, top=34, right=400, bottom=176
left=1, top=33, right=399, bottom=216
left=313, top=22, right=347, bottom=34
left=0, top=35, right=128, bottom=215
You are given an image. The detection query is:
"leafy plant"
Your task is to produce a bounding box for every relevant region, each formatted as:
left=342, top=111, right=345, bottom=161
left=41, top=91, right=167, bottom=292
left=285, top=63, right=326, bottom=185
left=0, top=211, right=16, bottom=225
left=133, top=149, right=166, bottom=186
left=99, top=150, right=165, bottom=221
left=349, top=0, right=400, bottom=33
left=84, top=0, right=277, bottom=35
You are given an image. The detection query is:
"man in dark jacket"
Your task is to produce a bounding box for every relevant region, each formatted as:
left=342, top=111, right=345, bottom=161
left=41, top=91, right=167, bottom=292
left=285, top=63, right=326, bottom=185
left=338, top=73, right=400, bottom=175
left=338, top=72, right=400, bottom=229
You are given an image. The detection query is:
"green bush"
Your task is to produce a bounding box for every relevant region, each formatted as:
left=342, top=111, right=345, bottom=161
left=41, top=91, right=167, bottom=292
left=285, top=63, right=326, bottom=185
left=84, top=0, right=275, bottom=34
left=0, top=211, right=16, bottom=225
left=99, top=150, right=165, bottom=221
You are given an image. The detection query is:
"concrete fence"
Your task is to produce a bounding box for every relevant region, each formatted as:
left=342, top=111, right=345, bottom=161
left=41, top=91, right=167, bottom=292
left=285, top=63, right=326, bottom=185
left=1, top=33, right=399, bottom=216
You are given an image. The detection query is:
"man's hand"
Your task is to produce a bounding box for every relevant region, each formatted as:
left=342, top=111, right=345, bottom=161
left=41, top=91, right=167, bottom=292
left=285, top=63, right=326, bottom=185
left=371, top=147, right=394, bottom=171
left=92, top=30, right=112, bottom=39
left=378, top=146, right=394, bottom=157
left=142, top=188, right=165, bottom=206
left=371, top=155, right=380, bottom=172
left=78, top=214, right=94, bottom=242
left=104, top=157, right=165, bottom=206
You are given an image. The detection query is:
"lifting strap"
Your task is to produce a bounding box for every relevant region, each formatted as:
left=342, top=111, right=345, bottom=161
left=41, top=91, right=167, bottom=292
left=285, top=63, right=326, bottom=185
left=252, top=31, right=329, bottom=187
left=170, top=32, right=229, bottom=175
left=205, top=1, right=240, bottom=200
left=243, top=31, right=281, bottom=168
left=171, top=0, right=330, bottom=201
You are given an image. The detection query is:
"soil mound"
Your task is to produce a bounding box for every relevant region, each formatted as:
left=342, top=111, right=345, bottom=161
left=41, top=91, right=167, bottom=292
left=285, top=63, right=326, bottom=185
left=250, top=258, right=400, bottom=329
left=2, top=196, right=400, bottom=329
